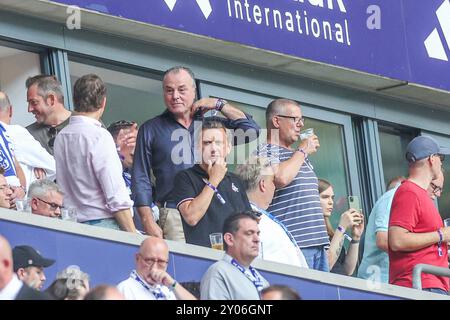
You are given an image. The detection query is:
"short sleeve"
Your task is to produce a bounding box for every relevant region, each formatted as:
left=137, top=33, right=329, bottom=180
left=389, top=190, right=420, bottom=231
left=373, top=196, right=393, bottom=233
left=172, top=170, right=199, bottom=209
left=254, top=144, right=281, bottom=165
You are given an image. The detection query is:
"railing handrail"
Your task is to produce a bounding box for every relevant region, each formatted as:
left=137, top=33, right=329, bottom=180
left=412, top=263, right=450, bottom=290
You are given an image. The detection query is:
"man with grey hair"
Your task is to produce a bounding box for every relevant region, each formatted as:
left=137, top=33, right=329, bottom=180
left=235, top=156, right=308, bottom=268
left=28, top=179, right=64, bottom=218
left=132, top=66, right=259, bottom=240
left=26, top=75, right=72, bottom=155
left=255, top=98, right=328, bottom=272
left=0, top=91, right=55, bottom=191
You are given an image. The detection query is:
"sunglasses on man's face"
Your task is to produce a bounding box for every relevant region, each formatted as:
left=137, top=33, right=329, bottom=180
left=430, top=182, right=443, bottom=195
left=432, top=154, right=445, bottom=162
left=48, top=127, right=58, bottom=148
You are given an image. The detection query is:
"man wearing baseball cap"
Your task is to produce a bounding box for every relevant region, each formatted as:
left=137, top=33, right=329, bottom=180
left=13, top=245, right=55, bottom=291
left=388, top=136, right=450, bottom=295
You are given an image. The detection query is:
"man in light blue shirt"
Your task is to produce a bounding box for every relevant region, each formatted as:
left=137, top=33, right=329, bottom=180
left=357, top=181, right=402, bottom=283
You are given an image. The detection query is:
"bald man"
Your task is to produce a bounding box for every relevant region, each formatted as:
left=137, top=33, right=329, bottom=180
left=117, top=237, right=196, bottom=300
left=84, top=285, right=125, bottom=300
left=0, top=236, right=49, bottom=300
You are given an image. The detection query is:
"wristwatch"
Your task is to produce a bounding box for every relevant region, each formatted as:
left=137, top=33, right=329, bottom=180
left=215, top=99, right=228, bottom=112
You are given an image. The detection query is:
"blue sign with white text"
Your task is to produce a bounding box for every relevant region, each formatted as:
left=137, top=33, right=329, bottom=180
left=54, top=0, right=450, bottom=92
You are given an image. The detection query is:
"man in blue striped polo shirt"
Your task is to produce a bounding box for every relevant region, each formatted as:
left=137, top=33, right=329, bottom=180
left=255, top=98, right=330, bottom=272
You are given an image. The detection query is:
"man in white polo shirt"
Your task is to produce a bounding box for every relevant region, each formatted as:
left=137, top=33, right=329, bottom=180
left=235, top=156, right=309, bottom=268
left=117, top=237, right=196, bottom=300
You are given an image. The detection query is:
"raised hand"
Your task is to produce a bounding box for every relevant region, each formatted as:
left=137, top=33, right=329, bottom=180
left=299, top=134, right=320, bottom=155
left=352, top=212, right=365, bottom=240
left=339, top=208, right=361, bottom=230
left=191, top=98, right=220, bottom=117
left=149, top=269, right=174, bottom=287
left=33, top=168, right=47, bottom=179
left=207, top=157, right=227, bottom=187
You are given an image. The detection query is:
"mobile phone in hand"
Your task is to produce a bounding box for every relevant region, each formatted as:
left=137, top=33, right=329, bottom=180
left=348, top=195, right=360, bottom=211
left=348, top=196, right=363, bottom=224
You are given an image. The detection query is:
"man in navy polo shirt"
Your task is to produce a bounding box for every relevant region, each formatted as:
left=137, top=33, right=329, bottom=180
left=132, top=66, right=259, bottom=241
left=172, top=119, right=251, bottom=247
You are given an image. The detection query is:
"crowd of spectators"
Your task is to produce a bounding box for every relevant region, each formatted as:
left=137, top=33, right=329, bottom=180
left=0, top=65, right=449, bottom=299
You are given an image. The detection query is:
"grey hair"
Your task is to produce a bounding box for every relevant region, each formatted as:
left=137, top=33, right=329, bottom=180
left=25, top=75, right=65, bottom=104
left=163, top=66, right=196, bottom=89
left=234, top=156, right=273, bottom=192
left=265, top=98, right=301, bottom=127
left=0, top=91, right=12, bottom=112
left=28, top=179, right=64, bottom=199
left=57, top=265, right=90, bottom=283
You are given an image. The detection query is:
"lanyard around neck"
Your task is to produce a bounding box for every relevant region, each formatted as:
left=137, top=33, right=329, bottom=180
left=230, top=259, right=264, bottom=293
left=250, top=203, right=299, bottom=248
left=130, top=270, right=166, bottom=300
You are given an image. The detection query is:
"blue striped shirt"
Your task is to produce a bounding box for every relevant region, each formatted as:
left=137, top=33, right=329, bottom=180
left=256, top=144, right=329, bottom=248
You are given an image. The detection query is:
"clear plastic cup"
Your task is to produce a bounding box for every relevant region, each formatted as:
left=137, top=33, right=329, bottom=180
left=209, top=233, right=223, bottom=250
left=15, top=198, right=30, bottom=212
left=61, top=207, right=77, bottom=222
left=300, top=128, right=314, bottom=140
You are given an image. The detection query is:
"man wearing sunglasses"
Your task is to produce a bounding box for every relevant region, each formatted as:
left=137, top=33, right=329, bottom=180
left=389, top=136, right=450, bottom=295
left=25, top=75, right=72, bottom=156
left=28, top=179, right=64, bottom=218
left=428, top=170, right=444, bottom=200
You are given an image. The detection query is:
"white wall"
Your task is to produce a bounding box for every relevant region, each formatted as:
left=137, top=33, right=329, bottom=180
left=0, top=51, right=40, bottom=126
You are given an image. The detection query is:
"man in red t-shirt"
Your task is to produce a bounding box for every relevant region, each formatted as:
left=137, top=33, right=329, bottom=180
left=389, top=136, right=450, bottom=295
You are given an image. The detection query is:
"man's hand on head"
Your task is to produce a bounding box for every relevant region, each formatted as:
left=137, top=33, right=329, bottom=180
left=191, top=98, right=219, bottom=117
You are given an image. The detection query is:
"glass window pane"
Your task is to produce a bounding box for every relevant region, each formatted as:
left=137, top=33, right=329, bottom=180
left=220, top=100, right=266, bottom=171
left=0, top=46, right=41, bottom=126
left=68, top=59, right=165, bottom=127
left=378, top=125, right=415, bottom=189
left=221, top=99, right=350, bottom=230
left=305, top=118, right=350, bottom=229
left=440, top=159, right=450, bottom=219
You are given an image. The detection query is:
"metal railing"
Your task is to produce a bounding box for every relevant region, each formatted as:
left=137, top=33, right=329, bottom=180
left=412, top=264, right=450, bottom=290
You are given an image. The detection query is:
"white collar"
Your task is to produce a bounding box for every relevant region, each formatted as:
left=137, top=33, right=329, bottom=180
left=0, top=274, right=23, bottom=300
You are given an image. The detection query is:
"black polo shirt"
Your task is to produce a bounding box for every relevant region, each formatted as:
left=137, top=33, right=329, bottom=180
left=172, top=164, right=251, bottom=248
